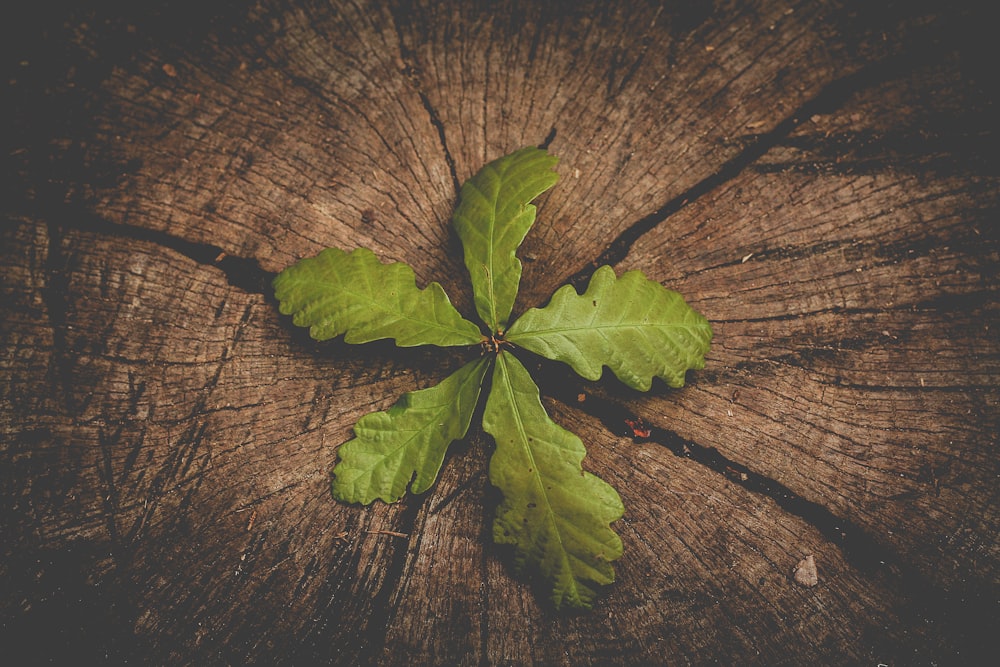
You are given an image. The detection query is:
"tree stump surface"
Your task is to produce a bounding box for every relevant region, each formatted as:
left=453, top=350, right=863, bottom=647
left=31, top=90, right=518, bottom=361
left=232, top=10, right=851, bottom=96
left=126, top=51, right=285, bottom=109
left=3, top=1, right=998, bottom=664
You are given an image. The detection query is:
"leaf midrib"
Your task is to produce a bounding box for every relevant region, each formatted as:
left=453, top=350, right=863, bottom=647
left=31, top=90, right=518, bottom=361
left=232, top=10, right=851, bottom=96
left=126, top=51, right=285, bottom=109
left=509, top=320, right=709, bottom=338
left=496, top=354, right=579, bottom=599
left=354, top=362, right=484, bottom=477
left=306, top=276, right=477, bottom=339
left=479, top=165, right=502, bottom=331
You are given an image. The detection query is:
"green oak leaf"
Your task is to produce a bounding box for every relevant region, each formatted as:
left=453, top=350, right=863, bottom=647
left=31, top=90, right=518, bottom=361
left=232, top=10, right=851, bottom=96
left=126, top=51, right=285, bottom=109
left=484, top=352, right=624, bottom=610
left=274, top=146, right=712, bottom=611
left=273, top=246, right=482, bottom=347
left=452, top=146, right=559, bottom=333
left=333, top=357, right=491, bottom=504
left=507, top=265, right=713, bottom=391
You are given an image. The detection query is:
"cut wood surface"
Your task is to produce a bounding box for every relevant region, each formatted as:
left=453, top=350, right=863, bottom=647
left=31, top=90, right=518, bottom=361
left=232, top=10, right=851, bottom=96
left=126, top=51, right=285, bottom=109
left=3, top=0, right=997, bottom=664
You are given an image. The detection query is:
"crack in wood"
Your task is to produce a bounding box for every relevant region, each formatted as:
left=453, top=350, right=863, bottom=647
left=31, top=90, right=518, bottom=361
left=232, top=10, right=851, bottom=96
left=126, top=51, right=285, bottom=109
left=530, top=356, right=897, bottom=573
left=388, top=1, right=460, bottom=197
left=416, top=89, right=461, bottom=196
left=538, top=126, right=557, bottom=150
left=566, top=46, right=962, bottom=292
left=428, top=469, right=485, bottom=515
left=527, top=351, right=998, bottom=655
left=29, top=204, right=273, bottom=296
left=352, top=494, right=425, bottom=666
left=6, top=4, right=996, bottom=662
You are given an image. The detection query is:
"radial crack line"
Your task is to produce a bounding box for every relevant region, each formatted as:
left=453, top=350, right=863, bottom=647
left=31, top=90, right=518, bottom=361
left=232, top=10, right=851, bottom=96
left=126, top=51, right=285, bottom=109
left=26, top=203, right=273, bottom=295
left=567, top=49, right=946, bottom=291
left=530, top=360, right=898, bottom=574
left=387, top=2, right=460, bottom=196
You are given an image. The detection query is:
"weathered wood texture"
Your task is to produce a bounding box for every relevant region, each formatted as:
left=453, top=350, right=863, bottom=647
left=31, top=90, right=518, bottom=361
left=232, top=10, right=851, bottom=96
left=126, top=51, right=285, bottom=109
left=3, top=0, right=998, bottom=664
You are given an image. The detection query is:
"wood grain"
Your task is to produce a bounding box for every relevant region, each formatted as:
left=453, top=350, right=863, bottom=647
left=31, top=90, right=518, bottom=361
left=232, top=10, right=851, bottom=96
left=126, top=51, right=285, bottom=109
left=3, top=0, right=997, bottom=664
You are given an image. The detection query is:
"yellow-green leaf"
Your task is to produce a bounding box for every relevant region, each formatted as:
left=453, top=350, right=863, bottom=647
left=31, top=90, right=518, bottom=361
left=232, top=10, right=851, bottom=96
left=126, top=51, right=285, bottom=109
left=507, top=265, right=712, bottom=390
left=333, top=357, right=491, bottom=504
left=484, top=353, right=624, bottom=610
left=452, top=146, right=559, bottom=333
left=273, top=247, right=482, bottom=347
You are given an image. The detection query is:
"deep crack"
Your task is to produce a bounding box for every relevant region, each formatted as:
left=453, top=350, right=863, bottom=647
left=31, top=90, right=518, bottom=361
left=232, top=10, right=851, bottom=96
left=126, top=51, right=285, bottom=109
left=388, top=2, right=461, bottom=196
left=566, top=47, right=958, bottom=291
